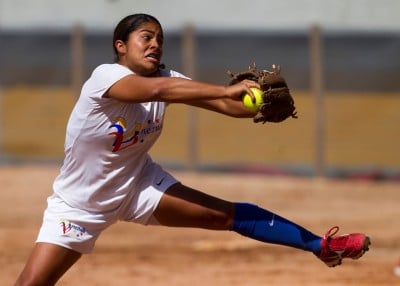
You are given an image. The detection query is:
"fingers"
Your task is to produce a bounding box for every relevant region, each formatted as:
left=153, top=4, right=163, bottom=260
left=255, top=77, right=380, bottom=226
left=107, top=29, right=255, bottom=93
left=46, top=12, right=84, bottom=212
left=241, top=80, right=260, bottom=103
left=245, top=86, right=256, bottom=103
left=225, top=80, right=260, bottom=103
left=242, top=79, right=260, bottom=89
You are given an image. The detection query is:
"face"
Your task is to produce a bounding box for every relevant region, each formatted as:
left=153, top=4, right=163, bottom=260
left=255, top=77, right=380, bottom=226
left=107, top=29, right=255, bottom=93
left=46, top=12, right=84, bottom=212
left=115, top=21, right=164, bottom=76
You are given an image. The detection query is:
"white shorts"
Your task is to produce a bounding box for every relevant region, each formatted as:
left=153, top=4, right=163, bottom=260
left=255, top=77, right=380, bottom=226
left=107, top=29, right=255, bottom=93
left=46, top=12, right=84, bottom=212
left=36, top=163, right=178, bottom=254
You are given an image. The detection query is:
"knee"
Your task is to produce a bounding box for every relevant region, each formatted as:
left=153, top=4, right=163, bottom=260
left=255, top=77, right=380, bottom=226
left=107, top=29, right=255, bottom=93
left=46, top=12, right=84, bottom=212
left=204, top=203, right=235, bottom=230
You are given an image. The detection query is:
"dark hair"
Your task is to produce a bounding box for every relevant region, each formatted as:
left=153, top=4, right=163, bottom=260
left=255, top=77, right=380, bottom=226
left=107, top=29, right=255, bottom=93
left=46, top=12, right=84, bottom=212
left=112, top=14, right=163, bottom=62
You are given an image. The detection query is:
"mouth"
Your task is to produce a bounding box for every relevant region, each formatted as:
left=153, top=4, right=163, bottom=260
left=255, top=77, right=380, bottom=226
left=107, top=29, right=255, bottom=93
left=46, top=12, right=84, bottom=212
left=145, top=53, right=160, bottom=64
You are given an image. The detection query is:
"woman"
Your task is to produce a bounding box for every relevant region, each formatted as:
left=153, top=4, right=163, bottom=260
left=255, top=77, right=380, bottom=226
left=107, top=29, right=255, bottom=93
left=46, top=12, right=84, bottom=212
left=15, top=14, right=370, bottom=285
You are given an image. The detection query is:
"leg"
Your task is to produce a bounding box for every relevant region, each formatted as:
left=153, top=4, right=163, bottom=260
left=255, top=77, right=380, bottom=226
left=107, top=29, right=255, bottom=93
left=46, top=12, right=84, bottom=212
left=15, top=242, right=81, bottom=286
left=154, top=183, right=321, bottom=251
left=232, top=202, right=322, bottom=251
left=154, top=183, right=370, bottom=267
left=154, top=183, right=234, bottom=230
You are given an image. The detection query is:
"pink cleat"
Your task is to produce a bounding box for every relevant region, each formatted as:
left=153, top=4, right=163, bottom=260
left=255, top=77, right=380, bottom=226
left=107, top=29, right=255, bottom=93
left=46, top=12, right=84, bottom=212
left=315, top=226, right=371, bottom=267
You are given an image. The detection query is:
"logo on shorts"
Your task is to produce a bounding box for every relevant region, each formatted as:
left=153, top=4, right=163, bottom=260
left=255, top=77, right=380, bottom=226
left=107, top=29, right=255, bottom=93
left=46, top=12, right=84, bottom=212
left=59, top=219, right=87, bottom=240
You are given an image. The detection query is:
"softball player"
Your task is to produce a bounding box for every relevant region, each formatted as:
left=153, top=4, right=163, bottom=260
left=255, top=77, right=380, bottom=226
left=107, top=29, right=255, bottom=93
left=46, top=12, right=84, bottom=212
left=15, top=14, right=370, bottom=285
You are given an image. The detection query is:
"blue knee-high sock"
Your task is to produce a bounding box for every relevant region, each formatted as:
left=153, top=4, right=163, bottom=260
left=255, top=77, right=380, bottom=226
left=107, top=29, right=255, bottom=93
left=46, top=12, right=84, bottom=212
left=231, top=203, right=322, bottom=253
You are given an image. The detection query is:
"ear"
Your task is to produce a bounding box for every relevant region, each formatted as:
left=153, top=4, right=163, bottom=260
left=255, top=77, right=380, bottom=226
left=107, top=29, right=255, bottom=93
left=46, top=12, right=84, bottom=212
left=115, top=40, right=127, bottom=55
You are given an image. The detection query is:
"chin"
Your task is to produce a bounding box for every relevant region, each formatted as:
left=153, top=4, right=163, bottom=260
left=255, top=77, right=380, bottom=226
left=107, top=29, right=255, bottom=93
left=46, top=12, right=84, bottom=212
left=143, top=65, right=160, bottom=76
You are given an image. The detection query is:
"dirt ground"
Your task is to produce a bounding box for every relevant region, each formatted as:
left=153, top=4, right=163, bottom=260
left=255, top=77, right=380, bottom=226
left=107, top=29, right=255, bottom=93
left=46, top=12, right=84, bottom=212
left=1, top=165, right=400, bottom=285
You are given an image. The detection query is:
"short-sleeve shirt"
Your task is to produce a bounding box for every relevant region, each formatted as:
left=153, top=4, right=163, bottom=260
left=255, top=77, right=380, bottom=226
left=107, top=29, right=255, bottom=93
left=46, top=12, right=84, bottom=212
left=53, top=63, right=188, bottom=212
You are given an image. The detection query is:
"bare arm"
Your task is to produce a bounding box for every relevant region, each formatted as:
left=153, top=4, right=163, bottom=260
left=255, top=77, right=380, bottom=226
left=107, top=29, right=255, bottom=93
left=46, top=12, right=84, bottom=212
left=107, top=74, right=259, bottom=117
left=187, top=97, right=257, bottom=118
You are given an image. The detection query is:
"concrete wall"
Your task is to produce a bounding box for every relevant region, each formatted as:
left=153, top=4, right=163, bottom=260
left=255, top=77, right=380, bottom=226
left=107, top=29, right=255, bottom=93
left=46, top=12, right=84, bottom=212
left=0, top=0, right=399, bottom=31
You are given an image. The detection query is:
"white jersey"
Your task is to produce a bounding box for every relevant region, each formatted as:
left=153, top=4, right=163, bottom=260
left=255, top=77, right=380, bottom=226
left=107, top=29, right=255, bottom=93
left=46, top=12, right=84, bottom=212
left=53, top=63, right=188, bottom=212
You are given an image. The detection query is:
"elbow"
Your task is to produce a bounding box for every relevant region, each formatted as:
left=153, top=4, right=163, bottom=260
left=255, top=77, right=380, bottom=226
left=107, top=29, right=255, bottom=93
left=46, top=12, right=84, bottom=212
left=150, top=87, right=162, bottom=101
left=149, top=80, right=173, bottom=102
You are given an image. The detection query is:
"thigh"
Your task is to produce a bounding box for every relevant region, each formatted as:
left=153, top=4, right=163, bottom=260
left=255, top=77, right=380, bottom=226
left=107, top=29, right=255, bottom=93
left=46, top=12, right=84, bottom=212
left=15, top=242, right=81, bottom=286
left=153, top=183, right=235, bottom=230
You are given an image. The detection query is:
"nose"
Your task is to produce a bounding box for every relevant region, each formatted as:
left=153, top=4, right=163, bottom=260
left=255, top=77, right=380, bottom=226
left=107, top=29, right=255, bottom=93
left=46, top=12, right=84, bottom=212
left=150, top=38, right=161, bottom=49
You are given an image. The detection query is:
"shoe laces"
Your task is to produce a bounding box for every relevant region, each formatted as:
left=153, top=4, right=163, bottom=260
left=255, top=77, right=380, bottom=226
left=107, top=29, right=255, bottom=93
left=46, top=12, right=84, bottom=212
left=324, top=226, right=340, bottom=240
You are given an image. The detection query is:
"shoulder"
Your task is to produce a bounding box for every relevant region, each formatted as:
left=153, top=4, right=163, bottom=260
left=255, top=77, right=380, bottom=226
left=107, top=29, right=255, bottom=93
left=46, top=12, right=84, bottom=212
left=88, top=63, right=133, bottom=88
left=82, top=64, right=133, bottom=99
left=92, top=63, right=133, bottom=77
left=159, top=69, right=191, bottom=80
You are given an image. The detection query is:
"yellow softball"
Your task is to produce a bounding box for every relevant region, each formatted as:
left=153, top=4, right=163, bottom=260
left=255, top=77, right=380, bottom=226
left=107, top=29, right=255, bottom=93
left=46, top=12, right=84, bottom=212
left=242, top=88, right=263, bottom=112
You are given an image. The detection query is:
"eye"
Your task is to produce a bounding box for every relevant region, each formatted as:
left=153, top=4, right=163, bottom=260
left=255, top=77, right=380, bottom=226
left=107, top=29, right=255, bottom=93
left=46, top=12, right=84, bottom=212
left=143, top=35, right=151, bottom=41
left=157, top=36, right=164, bottom=46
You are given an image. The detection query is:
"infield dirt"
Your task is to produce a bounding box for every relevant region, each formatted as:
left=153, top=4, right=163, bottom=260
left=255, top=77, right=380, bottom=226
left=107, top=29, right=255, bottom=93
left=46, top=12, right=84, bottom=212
left=1, top=166, right=399, bottom=285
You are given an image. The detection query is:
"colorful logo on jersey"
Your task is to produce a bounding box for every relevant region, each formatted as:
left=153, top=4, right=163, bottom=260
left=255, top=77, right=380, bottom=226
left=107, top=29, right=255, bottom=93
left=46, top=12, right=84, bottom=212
left=108, top=116, right=162, bottom=152
left=59, top=219, right=87, bottom=240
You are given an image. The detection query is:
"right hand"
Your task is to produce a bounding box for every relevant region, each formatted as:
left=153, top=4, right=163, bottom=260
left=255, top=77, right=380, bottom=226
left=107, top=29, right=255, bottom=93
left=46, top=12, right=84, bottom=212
left=225, top=79, right=261, bottom=103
